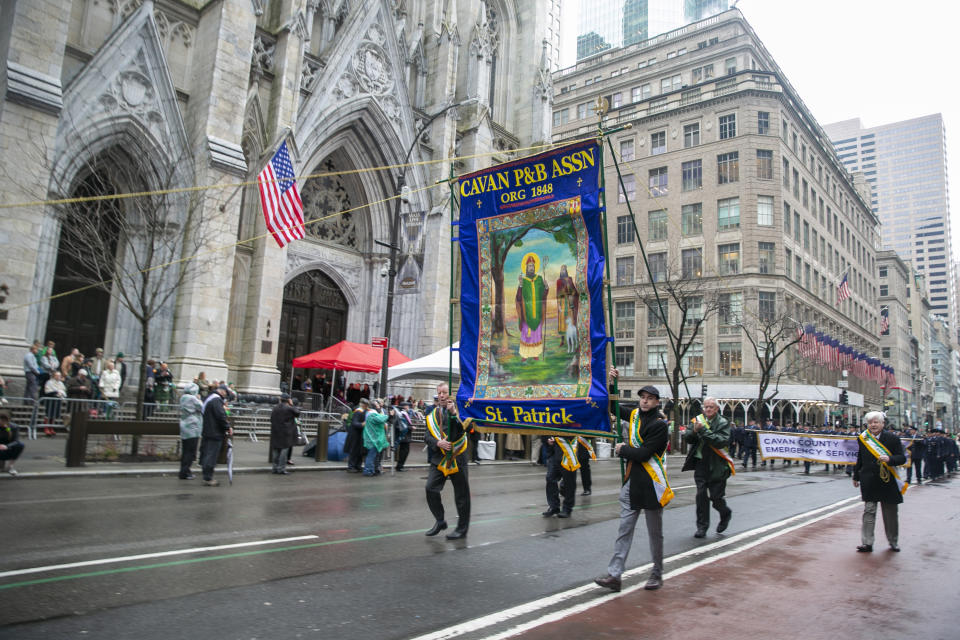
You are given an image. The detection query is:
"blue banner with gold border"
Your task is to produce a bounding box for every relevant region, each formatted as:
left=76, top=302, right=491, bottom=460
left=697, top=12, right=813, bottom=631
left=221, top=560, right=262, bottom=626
left=457, top=140, right=610, bottom=436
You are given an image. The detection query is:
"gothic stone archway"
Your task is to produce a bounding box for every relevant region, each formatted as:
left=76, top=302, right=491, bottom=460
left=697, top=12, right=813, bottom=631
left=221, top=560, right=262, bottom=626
left=277, top=270, right=349, bottom=384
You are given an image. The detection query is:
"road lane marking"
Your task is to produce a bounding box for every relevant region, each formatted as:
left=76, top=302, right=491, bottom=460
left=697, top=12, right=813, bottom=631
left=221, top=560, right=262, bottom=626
left=0, top=536, right=319, bottom=580
left=408, top=496, right=860, bottom=640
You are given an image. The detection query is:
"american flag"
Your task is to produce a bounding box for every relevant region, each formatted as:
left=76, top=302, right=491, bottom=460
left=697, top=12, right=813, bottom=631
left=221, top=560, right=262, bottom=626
left=836, top=273, right=851, bottom=303
left=257, top=141, right=305, bottom=248
left=879, top=307, right=890, bottom=335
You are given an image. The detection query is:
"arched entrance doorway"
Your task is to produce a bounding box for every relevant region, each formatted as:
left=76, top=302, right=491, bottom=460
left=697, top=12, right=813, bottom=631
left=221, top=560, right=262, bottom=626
left=45, top=168, right=122, bottom=356
left=277, top=270, right=348, bottom=384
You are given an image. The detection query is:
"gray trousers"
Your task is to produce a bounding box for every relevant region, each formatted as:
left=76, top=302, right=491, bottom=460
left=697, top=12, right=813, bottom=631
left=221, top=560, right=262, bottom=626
left=607, top=483, right=664, bottom=579
left=862, top=501, right=898, bottom=546
left=272, top=447, right=287, bottom=473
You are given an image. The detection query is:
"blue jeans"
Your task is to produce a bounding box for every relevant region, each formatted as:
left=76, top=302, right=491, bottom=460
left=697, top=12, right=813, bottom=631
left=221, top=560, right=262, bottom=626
left=363, top=447, right=380, bottom=475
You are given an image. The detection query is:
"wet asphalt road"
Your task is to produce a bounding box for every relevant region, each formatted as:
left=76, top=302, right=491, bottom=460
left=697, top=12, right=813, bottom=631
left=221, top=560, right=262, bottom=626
left=0, top=460, right=903, bottom=638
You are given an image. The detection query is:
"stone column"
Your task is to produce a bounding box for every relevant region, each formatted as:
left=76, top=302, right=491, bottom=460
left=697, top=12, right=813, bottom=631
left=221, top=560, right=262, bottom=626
left=0, top=0, right=69, bottom=391
left=165, top=0, right=255, bottom=385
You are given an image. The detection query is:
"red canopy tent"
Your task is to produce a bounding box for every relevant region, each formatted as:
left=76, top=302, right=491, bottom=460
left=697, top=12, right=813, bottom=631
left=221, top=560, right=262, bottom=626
left=292, top=340, right=410, bottom=372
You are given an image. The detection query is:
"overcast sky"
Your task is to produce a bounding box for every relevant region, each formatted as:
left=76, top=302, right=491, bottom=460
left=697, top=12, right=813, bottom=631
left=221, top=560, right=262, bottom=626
left=558, top=0, right=958, bottom=260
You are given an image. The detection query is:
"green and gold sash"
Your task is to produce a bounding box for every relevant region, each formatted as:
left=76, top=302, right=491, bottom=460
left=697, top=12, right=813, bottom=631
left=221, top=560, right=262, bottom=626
left=693, top=413, right=736, bottom=477
left=859, top=429, right=907, bottom=496
left=556, top=436, right=596, bottom=472
left=629, top=410, right=674, bottom=507
left=426, top=407, right=469, bottom=476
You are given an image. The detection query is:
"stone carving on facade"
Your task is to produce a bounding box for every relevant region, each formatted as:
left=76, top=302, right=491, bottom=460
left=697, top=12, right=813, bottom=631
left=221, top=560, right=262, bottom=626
left=300, top=55, right=324, bottom=94
left=252, top=0, right=266, bottom=17
left=251, top=33, right=277, bottom=76
left=354, top=43, right=394, bottom=95
left=97, top=53, right=165, bottom=141
left=153, top=9, right=194, bottom=49
left=286, top=249, right=363, bottom=299
left=299, top=158, right=360, bottom=251
left=469, top=4, right=499, bottom=60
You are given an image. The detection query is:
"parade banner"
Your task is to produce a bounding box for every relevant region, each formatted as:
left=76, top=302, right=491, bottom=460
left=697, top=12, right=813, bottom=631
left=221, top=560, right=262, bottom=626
left=756, top=431, right=859, bottom=465
left=456, top=140, right=610, bottom=436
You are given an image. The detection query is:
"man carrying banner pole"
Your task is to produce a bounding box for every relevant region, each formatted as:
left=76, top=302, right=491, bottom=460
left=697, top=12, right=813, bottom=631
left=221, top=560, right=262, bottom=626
left=595, top=382, right=671, bottom=592
left=423, top=383, right=471, bottom=540
left=682, top=397, right=734, bottom=538
left=853, top=411, right=906, bottom=552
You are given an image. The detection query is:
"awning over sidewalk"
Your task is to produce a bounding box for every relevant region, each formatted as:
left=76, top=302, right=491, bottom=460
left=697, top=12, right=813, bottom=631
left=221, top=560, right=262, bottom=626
left=387, top=342, right=459, bottom=382
left=292, top=340, right=410, bottom=373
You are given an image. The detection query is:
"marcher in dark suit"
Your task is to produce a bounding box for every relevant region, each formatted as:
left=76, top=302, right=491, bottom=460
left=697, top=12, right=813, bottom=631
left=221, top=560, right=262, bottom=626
left=199, top=385, right=232, bottom=486
left=595, top=381, right=671, bottom=592
left=344, top=398, right=368, bottom=472
left=423, top=383, right=470, bottom=539
left=853, top=411, right=906, bottom=552
left=905, top=426, right=924, bottom=484
left=541, top=435, right=577, bottom=518
left=270, top=393, right=300, bottom=475
left=578, top=437, right=593, bottom=495
left=682, top=397, right=733, bottom=537
left=741, top=422, right=758, bottom=469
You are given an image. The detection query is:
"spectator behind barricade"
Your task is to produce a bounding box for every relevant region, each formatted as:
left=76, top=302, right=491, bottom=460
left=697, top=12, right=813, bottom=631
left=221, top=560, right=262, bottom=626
left=178, top=382, right=203, bottom=480
left=89, top=348, right=106, bottom=397
left=346, top=383, right=362, bottom=406
left=361, top=383, right=371, bottom=401
left=154, top=362, right=174, bottom=405
left=270, top=393, right=299, bottom=475
left=23, top=342, right=41, bottom=401
left=42, top=371, right=67, bottom=435
left=226, top=382, right=238, bottom=402
left=38, top=340, right=58, bottom=392
left=115, top=353, right=127, bottom=390
left=0, top=410, right=25, bottom=477
left=99, top=359, right=122, bottom=418
left=67, top=368, right=93, bottom=404
left=61, top=348, right=82, bottom=378
left=194, top=371, right=210, bottom=399
left=0, top=373, right=6, bottom=406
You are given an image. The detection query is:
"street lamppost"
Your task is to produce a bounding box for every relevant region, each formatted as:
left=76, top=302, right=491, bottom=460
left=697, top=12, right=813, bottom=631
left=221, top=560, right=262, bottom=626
left=377, top=98, right=478, bottom=401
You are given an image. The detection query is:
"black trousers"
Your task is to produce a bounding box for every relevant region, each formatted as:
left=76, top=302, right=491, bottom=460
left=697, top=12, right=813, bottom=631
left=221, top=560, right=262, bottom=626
left=199, top=437, right=222, bottom=481
left=545, top=455, right=576, bottom=513
left=694, top=462, right=730, bottom=530
left=347, top=428, right=364, bottom=470
left=741, top=446, right=757, bottom=467
left=180, top=437, right=199, bottom=478
left=396, top=441, right=410, bottom=469
left=577, top=447, right=592, bottom=492
left=425, top=459, right=470, bottom=531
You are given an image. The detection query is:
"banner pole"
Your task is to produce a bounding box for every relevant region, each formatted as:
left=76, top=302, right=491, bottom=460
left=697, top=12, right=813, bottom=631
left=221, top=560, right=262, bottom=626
left=593, top=98, right=623, bottom=476
left=448, top=165, right=456, bottom=437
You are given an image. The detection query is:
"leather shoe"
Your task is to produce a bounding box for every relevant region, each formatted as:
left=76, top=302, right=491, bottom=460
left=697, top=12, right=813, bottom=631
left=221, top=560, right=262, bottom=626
left=644, top=575, right=663, bottom=590
left=581, top=490, right=592, bottom=496
left=542, top=508, right=559, bottom=517
left=425, top=521, right=448, bottom=536
left=694, top=528, right=707, bottom=538
left=594, top=574, right=621, bottom=592
left=717, top=510, right=732, bottom=533
left=856, top=544, right=873, bottom=552
left=445, top=529, right=468, bottom=540
left=557, top=511, right=572, bottom=518
left=889, top=544, right=900, bottom=552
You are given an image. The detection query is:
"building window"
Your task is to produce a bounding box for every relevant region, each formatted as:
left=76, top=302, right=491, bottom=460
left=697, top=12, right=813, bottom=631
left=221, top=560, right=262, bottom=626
left=782, top=158, right=790, bottom=187
left=684, top=122, right=700, bottom=147
left=641, top=83, right=651, bottom=99
left=719, top=113, right=737, bottom=139
left=758, top=242, right=775, bottom=274
left=878, top=266, right=887, bottom=278
left=618, top=173, right=636, bottom=202
left=614, top=301, right=635, bottom=339
left=682, top=247, right=703, bottom=279
left=552, top=108, right=569, bottom=127
left=758, top=290, right=776, bottom=322
left=682, top=160, right=702, bottom=191
left=612, top=92, right=622, bottom=108
left=620, top=138, right=635, bottom=161
left=794, top=212, right=801, bottom=243
left=719, top=292, right=742, bottom=325
left=757, top=195, right=774, bottom=226
left=649, top=167, right=668, bottom=196
left=660, top=74, right=681, bottom=93
left=617, top=215, right=633, bottom=245
left=794, top=256, right=802, bottom=284
left=719, top=342, right=742, bottom=376
left=803, top=221, right=810, bottom=250
left=615, top=345, right=635, bottom=376
left=717, top=151, right=739, bottom=184
left=725, top=57, right=737, bottom=75
left=648, top=209, right=668, bottom=242
left=631, top=86, right=642, bottom=102
left=692, top=64, right=714, bottom=83
left=718, top=197, right=740, bottom=230
left=647, top=301, right=667, bottom=335
left=880, top=284, right=888, bottom=296
left=616, top=256, right=634, bottom=285
left=577, top=103, right=588, bottom=120
left=757, top=111, right=770, bottom=135
left=785, top=249, right=792, bottom=278
left=682, top=343, right=704, bottom=376
left=650, top=131, right=666, bottom=155
left=718, top=243, right=741, bottom=275
left=784, top=203, right=791, bottom=234
left=682, top=203, right=703, bottom=236
left=881, top=347, right=891, bottom=358
left=649, top=252, right=668, bottom=282
left=647, top=344, right=668, bottom=376
left=804, top=263, right=810, bottom=290
left=757, top=149, right=773, bottom=179
left=792, top=169, right=799, bottom=198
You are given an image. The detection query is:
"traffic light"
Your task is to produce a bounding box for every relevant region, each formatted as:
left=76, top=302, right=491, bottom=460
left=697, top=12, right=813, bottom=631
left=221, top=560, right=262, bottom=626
left=701, top=384, right=708, bottom=397
left=839, top=390, right=848, bottom=404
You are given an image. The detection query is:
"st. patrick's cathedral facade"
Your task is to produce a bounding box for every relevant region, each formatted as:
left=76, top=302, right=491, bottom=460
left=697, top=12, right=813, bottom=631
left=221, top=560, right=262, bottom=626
left=0, top=0, right=560, bottom=393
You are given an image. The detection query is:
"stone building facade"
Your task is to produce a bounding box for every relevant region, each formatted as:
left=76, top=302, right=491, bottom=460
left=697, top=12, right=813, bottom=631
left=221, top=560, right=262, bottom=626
left=0, top=0, right=559, bottom=394
left=551, top=9, right=885, bottom=424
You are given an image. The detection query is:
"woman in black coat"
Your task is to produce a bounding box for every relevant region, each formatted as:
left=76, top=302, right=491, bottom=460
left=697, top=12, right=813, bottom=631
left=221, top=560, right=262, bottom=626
left=853, top=411, right=906, bottom=552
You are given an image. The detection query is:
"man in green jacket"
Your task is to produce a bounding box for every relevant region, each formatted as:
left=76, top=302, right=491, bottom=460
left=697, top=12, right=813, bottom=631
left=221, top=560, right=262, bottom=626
left=682, top=397, right=734, bottom=538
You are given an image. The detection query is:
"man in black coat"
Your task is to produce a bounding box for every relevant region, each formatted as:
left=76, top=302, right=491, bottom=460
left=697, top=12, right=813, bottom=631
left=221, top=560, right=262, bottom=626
left=853, top=411, right=906, bottom=552
left=270, top=393, right=300, bottom=475
left=595, top=383, right=670, bottom=592
left=423, top=383, right=471, bottom=540
left=905, top=426, right=924, bottom=484
left=199, top=385, right=232, bottom=486
left=541, top=435, right=577, bottom=518
left=345, top=398, right=368, bottom=472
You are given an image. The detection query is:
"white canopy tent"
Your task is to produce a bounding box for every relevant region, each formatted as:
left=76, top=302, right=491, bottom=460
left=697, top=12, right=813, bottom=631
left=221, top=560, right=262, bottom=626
left=387, top=342, right=460, bottom=383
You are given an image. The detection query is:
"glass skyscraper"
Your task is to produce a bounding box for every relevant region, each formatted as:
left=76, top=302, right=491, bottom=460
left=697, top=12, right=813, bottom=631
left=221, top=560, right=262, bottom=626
left=824, top=115, right=956, bottom=332
left=576, top=0, right=729, bottom=61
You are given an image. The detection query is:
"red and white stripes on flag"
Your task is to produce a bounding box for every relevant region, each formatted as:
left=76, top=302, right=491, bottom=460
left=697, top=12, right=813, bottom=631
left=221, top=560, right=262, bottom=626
left=257, top=141, right=305, bottom=247
left=879, top=306, right=890, bottom=335
left=836, top=273, right=851, bottom=303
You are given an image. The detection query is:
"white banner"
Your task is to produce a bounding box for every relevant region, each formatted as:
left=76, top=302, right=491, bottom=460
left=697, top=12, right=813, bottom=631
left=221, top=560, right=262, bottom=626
left=755, top=431, right=859, bottom=465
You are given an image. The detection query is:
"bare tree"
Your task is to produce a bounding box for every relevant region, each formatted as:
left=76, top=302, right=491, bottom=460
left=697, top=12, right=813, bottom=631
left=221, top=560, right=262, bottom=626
left=49, top=145, right=206, bottom=420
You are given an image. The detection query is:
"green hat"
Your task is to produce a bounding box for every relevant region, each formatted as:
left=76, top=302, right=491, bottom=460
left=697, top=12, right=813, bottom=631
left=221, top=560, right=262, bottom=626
left=116, top=352, right=125, bottom=358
